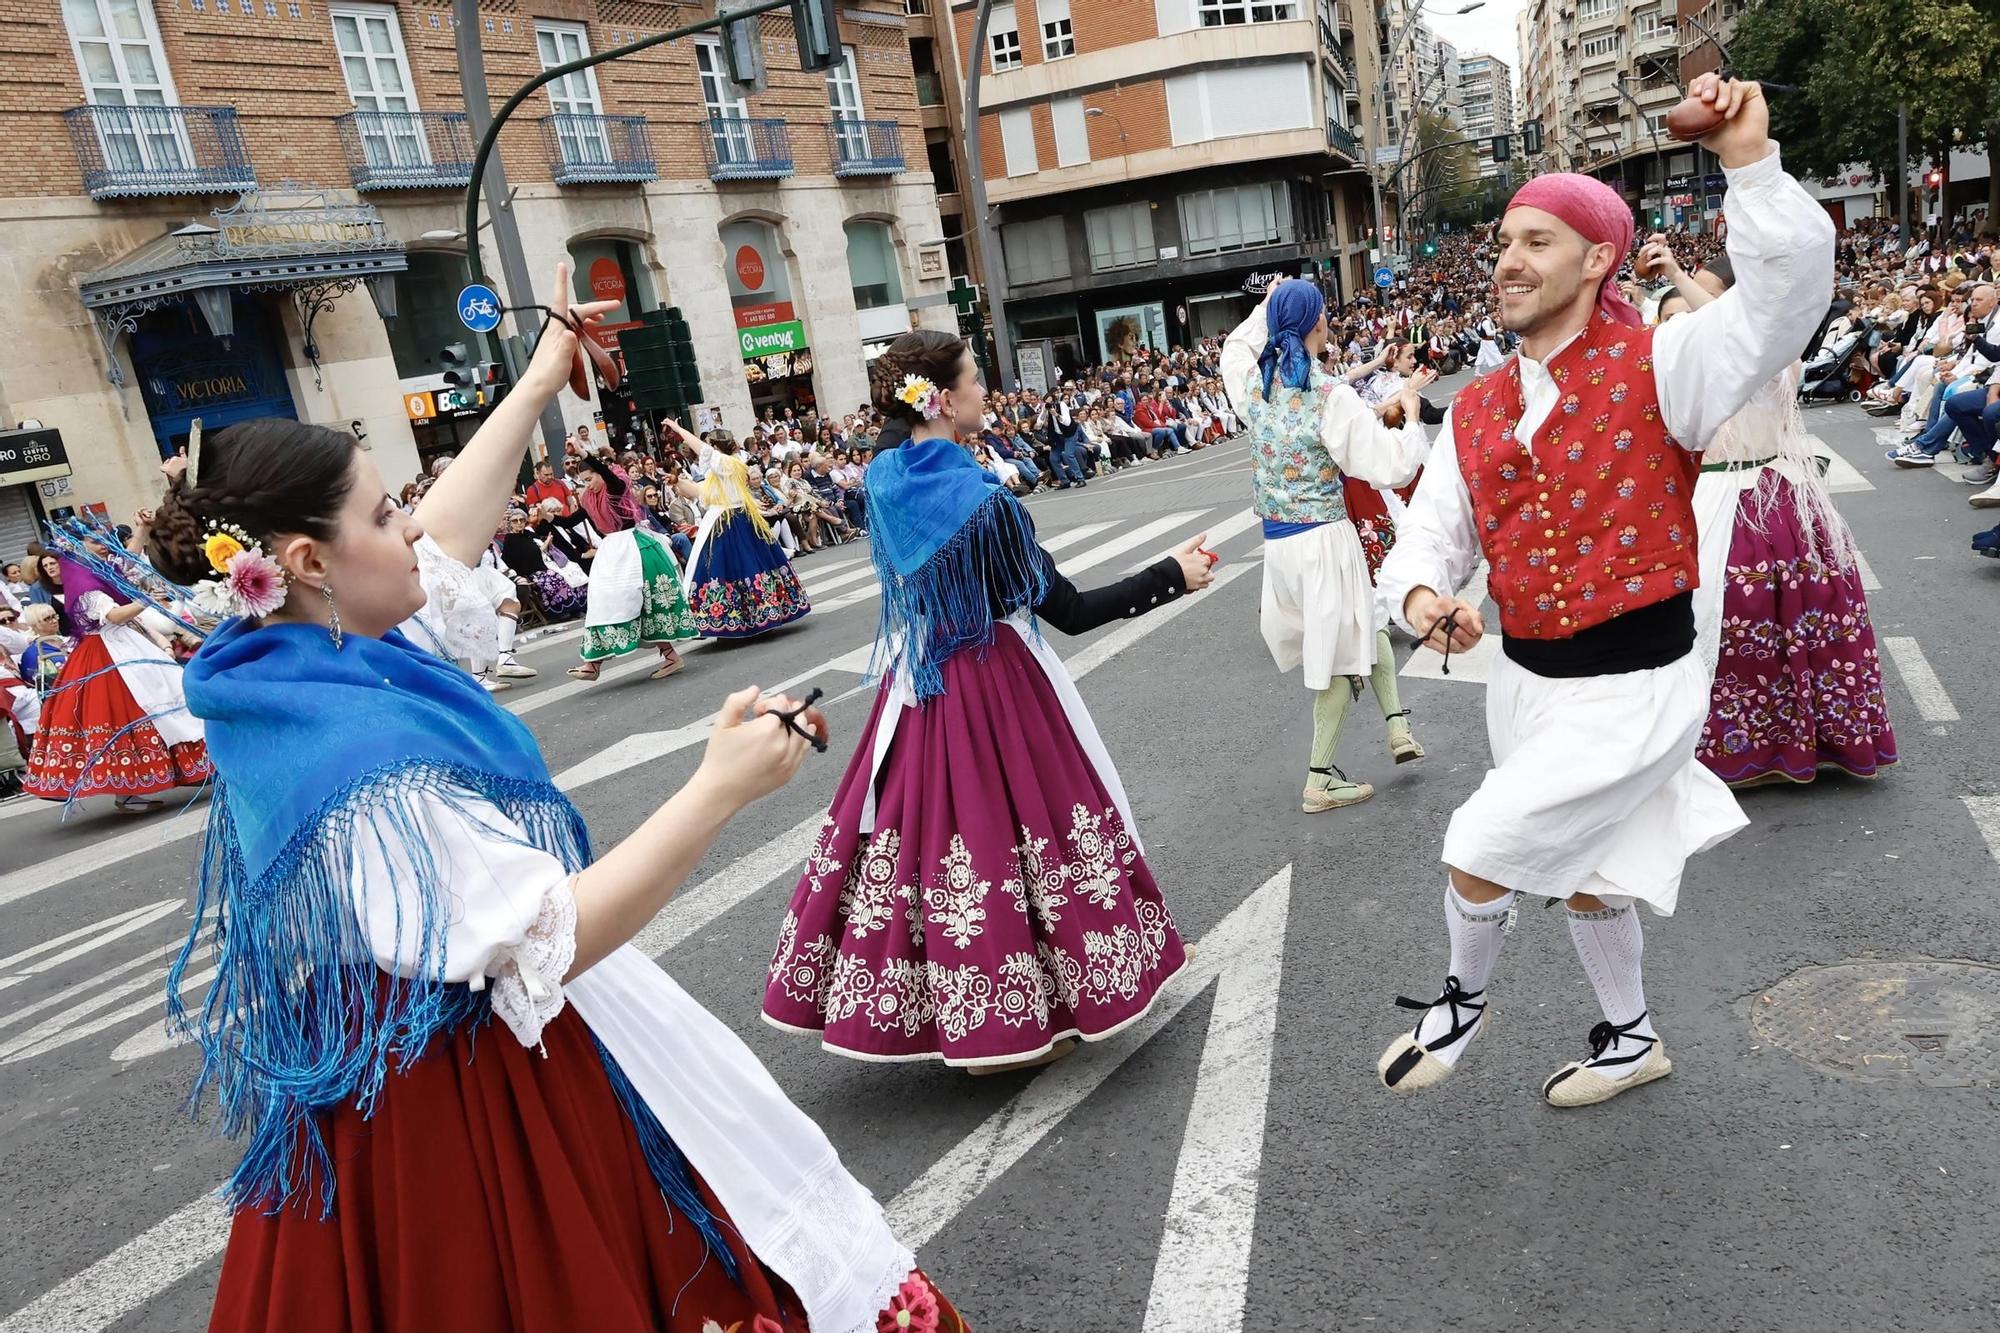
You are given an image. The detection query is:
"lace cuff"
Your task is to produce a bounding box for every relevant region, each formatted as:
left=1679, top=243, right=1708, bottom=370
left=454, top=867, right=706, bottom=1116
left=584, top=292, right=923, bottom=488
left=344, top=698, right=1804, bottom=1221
left=406, top=535, right=501, bottom=663
left=486, top=874, right=579, bottom=1050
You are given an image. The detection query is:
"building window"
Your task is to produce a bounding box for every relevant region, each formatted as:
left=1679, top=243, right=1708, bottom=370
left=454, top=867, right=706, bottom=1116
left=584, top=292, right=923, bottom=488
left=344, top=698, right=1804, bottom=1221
left=1198, top=0, right=1298, bottom=25
left=925, top=136, right=959, bottom=193
left=1040, top=0, right=1074, bottom=59
left=989, top=3, right=1021, bottom=72
left=999, top=105, right=1036, bottom=176
left=386, top=251, right=493, bottom=379
left=331, top=3, right=424, bottom=169
left=826, top=44, right=864, bottom=120
left=845, top=221, right=905, bottom=310
left=911, top=36, right=943, bottom=107
left=1579, top=0, right=1617, bottom=18
left=1002, top=215, right=1070, bottom=286
left=903, top=0, right=927, bottom=13
left=1084, top=202, right=1155, bottom=272
left=1051, top=95, right=1089, bottom=168
left=1632, top=8, right=1663, bottom=39
left=1581, top=31, right=1621, bottom=58
left=536, top=22, right=610, bottom=163
left=696, top=39, right=755, bottom=165
left=1178, top=181, right=1293, bottom=256
left=60, top=0, right=186, bottom=173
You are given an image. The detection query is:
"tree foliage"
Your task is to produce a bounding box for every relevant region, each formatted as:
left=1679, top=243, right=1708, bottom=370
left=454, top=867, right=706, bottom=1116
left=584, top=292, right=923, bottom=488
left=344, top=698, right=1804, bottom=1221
left=1731, top=0, right=2000, bottom=197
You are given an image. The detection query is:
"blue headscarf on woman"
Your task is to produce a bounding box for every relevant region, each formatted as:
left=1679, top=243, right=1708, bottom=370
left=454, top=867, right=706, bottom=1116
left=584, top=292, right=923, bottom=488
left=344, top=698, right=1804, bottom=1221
left=1258, top=278, right=1325, bottom=397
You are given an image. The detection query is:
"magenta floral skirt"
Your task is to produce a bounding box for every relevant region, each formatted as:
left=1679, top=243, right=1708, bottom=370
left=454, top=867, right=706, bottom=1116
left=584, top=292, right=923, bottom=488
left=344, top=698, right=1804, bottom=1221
left=762, top=626, right=1187, bottom=1066
left=1699, top=478, right=1897, bottom=786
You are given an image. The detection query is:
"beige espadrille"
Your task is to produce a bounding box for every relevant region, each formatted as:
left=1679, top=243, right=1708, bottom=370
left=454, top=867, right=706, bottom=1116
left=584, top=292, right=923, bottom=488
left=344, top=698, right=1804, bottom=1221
left=1542, top=1040, right=1672, bottom=1108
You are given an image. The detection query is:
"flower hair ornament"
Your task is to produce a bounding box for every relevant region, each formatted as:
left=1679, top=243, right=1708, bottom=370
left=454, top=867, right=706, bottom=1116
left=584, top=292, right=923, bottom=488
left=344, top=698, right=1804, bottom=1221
left=896, top=374, right=944, bottom=421
left=189, top=520, right=290, bottom=620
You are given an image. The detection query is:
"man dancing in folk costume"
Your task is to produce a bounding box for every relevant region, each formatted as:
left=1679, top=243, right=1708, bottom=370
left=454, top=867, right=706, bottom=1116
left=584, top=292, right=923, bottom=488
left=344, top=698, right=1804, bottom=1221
left=1222, top=279, right=1434, bottom=813
left=1373, top=74, right=1835, bottom=1107
left=762, top=328, right=1215, bottom=1072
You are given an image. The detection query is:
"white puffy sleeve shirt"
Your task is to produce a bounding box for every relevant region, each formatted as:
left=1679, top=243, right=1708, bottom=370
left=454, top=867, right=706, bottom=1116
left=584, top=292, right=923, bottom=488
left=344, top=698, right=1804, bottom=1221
left=1376, top=145, right=1837, bottom=634
left=348, top=786, right=579, bottom=1049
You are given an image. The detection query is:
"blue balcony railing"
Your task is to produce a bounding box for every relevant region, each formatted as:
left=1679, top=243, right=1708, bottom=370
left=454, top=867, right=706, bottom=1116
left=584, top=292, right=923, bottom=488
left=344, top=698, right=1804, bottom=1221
left=335, top=109, right=474, bottom=190
left=64, top=104, right=255, bottom=200
left=1326, top=120, right=1362, bottom=161
left=829, top=118, right=906, bottom=177
left=539, top=113, right=657, bottom=185
left=703, top=117, right=794, bottom=182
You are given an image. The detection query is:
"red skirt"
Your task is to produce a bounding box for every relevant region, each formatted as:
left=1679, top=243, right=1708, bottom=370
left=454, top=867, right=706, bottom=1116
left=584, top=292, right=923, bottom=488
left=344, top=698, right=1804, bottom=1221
left=210, top=1006, right=965, bottom=1332
left=22, top=633, right=209, bottom=801
left=1341, top=473, right=1420, bottom=584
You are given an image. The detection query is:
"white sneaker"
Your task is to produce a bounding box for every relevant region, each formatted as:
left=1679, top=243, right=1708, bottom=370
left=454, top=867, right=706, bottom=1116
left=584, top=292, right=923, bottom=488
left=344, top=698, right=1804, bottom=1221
left=479, top=675, right=512, bottom=693
left=1969, top=477, right=2000, bottom=508
left=492, top=656, right=538, bottom=679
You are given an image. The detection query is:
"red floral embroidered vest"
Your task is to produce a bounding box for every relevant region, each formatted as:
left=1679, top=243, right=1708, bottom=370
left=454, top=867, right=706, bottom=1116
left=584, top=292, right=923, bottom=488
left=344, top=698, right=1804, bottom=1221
left=1451, top=313, right=1698, bottom=640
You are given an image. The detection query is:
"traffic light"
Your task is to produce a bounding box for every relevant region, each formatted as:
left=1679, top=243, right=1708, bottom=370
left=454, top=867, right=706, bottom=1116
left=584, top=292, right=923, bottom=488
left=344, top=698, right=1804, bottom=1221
left=1422, top=240, right=1437, bottom=257
left=1925, top=169, right=1943, bottom=190
left=1492, top=134, right=1510, bottom=163
left=620, top=307, right=704, bottom=414
left=1522, top=118, right=1542, bottom=157
left=792, top=0, right=842, bottom=72
left=718, top=0, right=768, bottom=95
left=1652, top=212, right=1663, bottom=227
left=441, top=343, right=472, bottom=387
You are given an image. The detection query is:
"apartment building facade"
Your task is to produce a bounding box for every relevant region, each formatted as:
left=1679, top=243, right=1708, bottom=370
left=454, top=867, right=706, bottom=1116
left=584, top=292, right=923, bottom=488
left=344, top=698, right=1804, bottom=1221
left=0, top=0, right=952, bottom=547
left=924, top=0, right=1382, bottom=379
left=1455, top=49, right=1513, bottom=182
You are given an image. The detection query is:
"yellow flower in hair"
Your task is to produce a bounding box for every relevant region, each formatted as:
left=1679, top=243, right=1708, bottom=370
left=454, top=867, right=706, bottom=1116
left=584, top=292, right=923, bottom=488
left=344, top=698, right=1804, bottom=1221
left=897, top=374, right=942, bottom=420
left=203, top=531, right=245, bottom=573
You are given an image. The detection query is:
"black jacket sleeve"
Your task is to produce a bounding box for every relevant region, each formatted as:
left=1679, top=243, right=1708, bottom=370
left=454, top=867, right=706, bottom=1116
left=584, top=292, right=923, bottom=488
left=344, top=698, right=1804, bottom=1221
left=581, top=454, right=627, bottom=497
left=1031, top=549, right=1189, bottom=637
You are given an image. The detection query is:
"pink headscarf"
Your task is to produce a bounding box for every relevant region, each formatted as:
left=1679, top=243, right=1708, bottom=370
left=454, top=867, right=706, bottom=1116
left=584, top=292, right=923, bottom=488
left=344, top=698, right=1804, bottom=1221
left=1505, top=173, right=1644, bottom=328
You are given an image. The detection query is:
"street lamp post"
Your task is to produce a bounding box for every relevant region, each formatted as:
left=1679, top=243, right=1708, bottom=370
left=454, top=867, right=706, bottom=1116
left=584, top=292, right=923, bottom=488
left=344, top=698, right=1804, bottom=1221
left=1083, top=106, right=1129, bottom=180
left=1372, top=1, right=1483, bottom=260
left=960, top=0, right=1017, bottom=392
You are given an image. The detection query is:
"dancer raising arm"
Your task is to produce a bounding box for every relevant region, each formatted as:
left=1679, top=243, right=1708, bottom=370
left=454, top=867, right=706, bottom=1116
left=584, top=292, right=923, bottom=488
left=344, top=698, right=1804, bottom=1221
left=146, top=268, right=962, bottom=1331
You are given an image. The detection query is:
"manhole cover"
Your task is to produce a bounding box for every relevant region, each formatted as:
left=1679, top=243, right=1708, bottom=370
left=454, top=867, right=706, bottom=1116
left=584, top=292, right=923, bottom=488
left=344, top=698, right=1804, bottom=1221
left=1751, top=960, right=2000, bottom=1088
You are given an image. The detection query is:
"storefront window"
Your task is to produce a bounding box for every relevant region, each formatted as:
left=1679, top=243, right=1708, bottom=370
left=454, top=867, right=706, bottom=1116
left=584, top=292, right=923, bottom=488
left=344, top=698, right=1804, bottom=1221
left=844, top=221, right=903, bottom=310
left=720, top=219, right=815, bottom=417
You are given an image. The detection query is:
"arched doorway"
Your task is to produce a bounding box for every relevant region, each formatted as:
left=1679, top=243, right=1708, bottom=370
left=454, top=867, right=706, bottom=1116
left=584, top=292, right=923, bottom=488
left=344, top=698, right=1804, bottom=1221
left=720, top=218, right=815, bottom=423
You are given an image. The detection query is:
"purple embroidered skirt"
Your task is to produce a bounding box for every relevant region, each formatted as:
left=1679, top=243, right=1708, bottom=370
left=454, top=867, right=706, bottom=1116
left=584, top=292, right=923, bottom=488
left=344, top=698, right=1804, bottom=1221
left=762, top=626, right=1187, bottom=1066
left=1699, top=475, right=1897, bottom=786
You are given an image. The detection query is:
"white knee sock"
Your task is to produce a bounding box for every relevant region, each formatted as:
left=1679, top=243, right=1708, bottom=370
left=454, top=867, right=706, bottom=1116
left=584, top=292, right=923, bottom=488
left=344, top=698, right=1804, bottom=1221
left=1413, top=881, right=1515, bottom=1066
left=496, top=612, right=517, bottom=656
left=1566, top=903, right=1659, bottom=1077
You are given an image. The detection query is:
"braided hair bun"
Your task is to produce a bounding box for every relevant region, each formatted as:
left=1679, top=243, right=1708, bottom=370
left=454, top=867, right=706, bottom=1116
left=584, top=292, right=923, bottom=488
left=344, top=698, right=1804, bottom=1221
left=867, top=328, right=967, bottom=425
left=146, top=419, right=361, bottom=585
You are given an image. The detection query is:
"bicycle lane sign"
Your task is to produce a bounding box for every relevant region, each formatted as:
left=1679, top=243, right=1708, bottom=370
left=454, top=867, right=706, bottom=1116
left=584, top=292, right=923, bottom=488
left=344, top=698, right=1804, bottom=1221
left=457, top=284, right=503, bottom=333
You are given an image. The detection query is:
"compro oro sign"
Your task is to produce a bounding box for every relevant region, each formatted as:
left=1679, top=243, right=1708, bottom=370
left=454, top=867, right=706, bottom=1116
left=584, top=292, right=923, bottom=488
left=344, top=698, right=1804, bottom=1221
left=0, top=427, right=71, bottom=486
left=738, top=320, right=809, bottom=360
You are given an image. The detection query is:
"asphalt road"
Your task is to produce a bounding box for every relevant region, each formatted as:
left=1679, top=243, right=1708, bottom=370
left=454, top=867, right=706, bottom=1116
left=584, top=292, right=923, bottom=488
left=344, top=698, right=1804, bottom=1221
left=1, top=391, right=1995, bottom=1333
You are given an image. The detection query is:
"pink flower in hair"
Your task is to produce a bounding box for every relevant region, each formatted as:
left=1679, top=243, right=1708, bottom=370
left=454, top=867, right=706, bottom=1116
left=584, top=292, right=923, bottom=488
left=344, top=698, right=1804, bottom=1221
left=224, top=550, right=288, bottom=618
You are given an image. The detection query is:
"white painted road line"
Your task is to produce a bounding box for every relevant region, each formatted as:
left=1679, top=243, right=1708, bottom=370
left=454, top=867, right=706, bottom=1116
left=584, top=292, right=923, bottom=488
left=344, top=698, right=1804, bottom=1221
left=1058, top=510, right=1209, bottom=578
left=0, top=900, right=176, bottom=975
left=1853, top=548, right=1882, bottom=591
left=1141, top=866, right=1291, bottom=1333
left=886, top=866, right=1293, bottom=1252
left=1125, top=507, right=1258, bottom=573
left=0, top=900, right=181, bottom=988
left=628, top=810, right=827, bottom=959
left=0, top=817, right=206, bottom=912
left=0, top=1195, right=232, bottom=1333
left=1064, top=562, right=1254, bottom=679
left=1962, top=796, right=2000, bottom=866
left=1882, top=636, right=1959, bottom=722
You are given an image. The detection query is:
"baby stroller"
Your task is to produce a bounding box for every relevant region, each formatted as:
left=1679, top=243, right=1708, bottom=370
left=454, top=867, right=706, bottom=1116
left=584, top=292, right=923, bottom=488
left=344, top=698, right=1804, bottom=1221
left=1798, top=314, right=1873, bottom=404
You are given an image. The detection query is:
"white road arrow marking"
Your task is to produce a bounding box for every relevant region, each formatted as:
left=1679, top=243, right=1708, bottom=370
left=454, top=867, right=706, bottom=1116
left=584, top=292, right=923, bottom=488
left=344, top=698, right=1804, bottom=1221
left=1141, top=862, right=1292, bottom=1332
left=887, top=866, right=1293, bottom=1253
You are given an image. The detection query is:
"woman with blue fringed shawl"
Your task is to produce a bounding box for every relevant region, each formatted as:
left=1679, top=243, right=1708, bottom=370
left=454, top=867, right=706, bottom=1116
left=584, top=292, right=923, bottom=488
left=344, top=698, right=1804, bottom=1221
left=143, top=266, right=963, bottom=1332
left=761, top=328, right=1216, bottom=1074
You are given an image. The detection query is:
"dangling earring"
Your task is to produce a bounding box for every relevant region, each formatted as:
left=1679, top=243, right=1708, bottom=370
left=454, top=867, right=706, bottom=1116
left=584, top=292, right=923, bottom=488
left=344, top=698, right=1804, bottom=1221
left=321, top=583, right=343, bottom=651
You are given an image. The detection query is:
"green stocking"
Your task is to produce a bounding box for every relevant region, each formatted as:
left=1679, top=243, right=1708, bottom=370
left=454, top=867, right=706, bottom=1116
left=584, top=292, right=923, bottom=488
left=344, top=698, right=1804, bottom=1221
left=1308, top=679, right=1359, bottom=789
left=1370, top=629, right=1406, bottom=720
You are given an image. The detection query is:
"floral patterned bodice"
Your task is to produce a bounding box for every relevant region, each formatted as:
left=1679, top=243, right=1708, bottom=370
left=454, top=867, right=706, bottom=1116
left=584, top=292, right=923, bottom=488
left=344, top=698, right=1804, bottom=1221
left=1245, top=371, right=1350, bottom=524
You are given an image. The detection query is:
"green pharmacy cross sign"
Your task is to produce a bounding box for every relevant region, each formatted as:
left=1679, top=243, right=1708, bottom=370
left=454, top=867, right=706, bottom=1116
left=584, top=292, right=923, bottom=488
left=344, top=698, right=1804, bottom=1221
left=739, top=320, right=809, bottom=359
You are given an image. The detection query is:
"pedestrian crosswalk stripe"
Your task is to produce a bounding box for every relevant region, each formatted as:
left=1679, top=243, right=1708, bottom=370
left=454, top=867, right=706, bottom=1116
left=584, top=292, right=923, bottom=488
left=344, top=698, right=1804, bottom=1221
left=0, top=899, right=177, bottom=976
left=1881, top=635, right=1959, bottom=722
left=1124, top=507, right=1256, bottom=573
left=1058, top=511, right=1209, bottom=578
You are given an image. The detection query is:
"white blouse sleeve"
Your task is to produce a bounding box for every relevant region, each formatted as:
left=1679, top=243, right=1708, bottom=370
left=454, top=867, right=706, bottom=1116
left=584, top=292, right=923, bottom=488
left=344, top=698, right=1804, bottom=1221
left=1317, top=383, right=1429, bottom=489
left=348, top=785, right=579, bottom=1050
left=1220, top=310, right=1267, bottom=417
left=1375, top=420, right=1482, bottom=636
